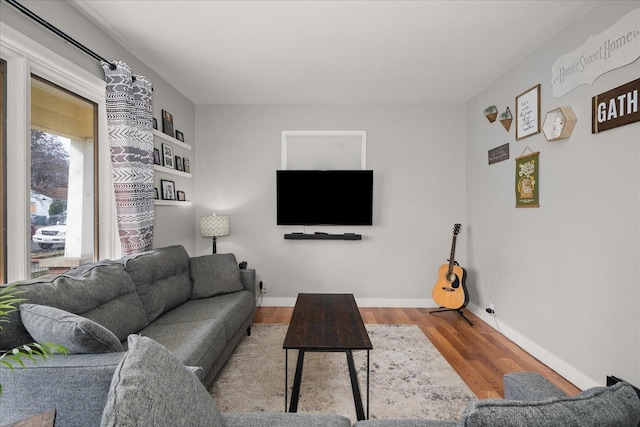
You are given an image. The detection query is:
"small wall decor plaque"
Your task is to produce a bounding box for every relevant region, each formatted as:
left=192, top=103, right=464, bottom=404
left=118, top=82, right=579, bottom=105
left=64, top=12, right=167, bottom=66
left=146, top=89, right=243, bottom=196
left=488, top=143, right=510, bottom=165
left=516, top=85, right=541, bottom=140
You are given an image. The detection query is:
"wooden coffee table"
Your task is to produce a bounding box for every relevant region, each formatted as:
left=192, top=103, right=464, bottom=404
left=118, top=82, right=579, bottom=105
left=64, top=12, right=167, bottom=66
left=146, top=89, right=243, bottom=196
left=283, top=293, right=372, bottom=420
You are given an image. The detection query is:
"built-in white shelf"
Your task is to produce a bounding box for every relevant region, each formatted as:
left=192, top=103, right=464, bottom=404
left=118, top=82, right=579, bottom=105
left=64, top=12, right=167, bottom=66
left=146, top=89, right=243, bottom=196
left=155, top=200, right=192, bottom=207
left=153, top=164, right=191, bottom=178
left=152, top=128, right=192, bottom=151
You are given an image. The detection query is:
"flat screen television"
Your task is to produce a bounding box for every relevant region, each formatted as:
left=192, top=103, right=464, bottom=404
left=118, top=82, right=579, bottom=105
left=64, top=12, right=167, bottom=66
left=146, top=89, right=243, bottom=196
left=277, top=170, right=373, bottom=226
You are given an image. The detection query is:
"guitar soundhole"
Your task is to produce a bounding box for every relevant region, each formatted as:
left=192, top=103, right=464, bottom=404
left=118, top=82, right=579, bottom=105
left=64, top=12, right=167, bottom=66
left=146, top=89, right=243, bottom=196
left=446, top=272, right=459, bottom=288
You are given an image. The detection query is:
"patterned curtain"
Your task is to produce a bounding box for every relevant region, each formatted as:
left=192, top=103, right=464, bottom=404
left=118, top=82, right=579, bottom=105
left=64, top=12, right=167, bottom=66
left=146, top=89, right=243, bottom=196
left=103, top=61, right=155, bottom=255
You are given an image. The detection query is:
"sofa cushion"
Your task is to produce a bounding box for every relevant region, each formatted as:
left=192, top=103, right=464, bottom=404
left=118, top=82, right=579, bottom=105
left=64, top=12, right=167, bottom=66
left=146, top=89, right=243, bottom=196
left=152, top=291, right=255, bottom=343
left=190, top=253, right=244, bottom=299
left=20, top=304, right=123, bottom=354
left=0, top=262, right=149, bottom=350
left=122, top=245, right=192, bottom=322
left=223, top=413, right=353, bottom=427
left=138, top=318, right=227, bottom=369
left=100, top=335, right=225, bottom=427
left=460, top=381, right=640, bottom=427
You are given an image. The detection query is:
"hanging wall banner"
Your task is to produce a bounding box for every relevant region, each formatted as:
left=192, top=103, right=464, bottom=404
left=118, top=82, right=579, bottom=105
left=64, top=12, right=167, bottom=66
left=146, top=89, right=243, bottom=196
left=592, top=77, right=640, bottom=133
left=515, top=151, right=540, bottom=208
left=551, top=8, right=640, bottom=98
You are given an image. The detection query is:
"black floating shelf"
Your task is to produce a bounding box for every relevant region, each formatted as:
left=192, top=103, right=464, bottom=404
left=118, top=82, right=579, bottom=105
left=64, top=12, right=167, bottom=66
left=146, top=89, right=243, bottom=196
left=284, top=233, right=362, bottom=241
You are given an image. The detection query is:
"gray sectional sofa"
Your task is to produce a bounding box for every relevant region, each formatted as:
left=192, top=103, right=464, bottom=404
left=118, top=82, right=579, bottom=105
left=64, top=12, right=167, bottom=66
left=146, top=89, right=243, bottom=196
left=2, top=244, right=640, bottom=426
left=0, top=245, right=259, bottom=426
left=96, top=334, right=640, bottom=427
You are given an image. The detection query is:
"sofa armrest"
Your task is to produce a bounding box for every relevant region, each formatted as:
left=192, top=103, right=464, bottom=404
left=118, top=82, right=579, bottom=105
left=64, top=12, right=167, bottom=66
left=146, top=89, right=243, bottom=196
left=223, top=412, right=351, bottom=427
left=0, top=352, right=125, bottom=426
left=504, top=371, right=568, bottom=401
left=240, top=268, right=256, bottom=297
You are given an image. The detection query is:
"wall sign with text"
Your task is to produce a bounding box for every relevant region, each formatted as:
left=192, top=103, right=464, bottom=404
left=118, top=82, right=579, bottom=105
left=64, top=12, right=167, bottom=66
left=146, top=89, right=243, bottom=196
left=551, top=8, right=640, bottom=97
left=515, top=151, right=539, bottom=208
left=592, top=78, right=640, bottom=134
left=516, top=84, right=541, bottom=141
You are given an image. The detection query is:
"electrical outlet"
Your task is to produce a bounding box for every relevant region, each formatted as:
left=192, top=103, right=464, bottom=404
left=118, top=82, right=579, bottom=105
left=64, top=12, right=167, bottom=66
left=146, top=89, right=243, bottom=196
left=261, top=281, right=268, bottom=293
left=486, top=302, right=495, bottom=314
left=490, top=302, right=494, bottom=311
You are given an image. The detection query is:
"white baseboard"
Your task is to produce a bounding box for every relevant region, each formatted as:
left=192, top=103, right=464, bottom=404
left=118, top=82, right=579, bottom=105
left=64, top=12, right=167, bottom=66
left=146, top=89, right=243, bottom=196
left=259, top=296, right=437, bottom=308
left=466, top=303, right=598, bottom=390
left=258, top=296, right=598, bottom=391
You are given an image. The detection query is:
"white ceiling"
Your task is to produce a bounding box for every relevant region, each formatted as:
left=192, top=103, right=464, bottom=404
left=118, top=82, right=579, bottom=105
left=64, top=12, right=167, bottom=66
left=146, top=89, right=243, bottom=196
left=69, top=0, right=597, bottom=105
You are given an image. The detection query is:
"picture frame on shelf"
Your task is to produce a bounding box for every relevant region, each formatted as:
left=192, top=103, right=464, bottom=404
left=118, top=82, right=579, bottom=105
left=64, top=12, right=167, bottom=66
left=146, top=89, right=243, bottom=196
left=162, top=143, right=174, bottom=168
left=175, top=130, right=184, bottom=142
left=154, top=188, right=159, bottom=200
left=152, top=117, right=158, bottom=130
left=515, top=84, right=541, bottom=140
left=162, top=109, right=174, bottom=137
left=160, top=179, right=176, bottom=200
left=175, top=156, right=183, bottom=172
left=177, top=191, right=186, bottom=201
left=183, top=158, right=190, bottom=174
left=153, top=148, right=161, bottom=165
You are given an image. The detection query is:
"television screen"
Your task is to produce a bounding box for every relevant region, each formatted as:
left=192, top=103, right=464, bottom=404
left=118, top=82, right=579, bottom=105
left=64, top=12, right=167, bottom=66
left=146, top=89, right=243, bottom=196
left=277, top=170, right=373, bottom=226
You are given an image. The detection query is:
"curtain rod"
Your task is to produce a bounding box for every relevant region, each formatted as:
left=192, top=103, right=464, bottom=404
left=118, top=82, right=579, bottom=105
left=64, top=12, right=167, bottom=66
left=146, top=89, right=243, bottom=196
left=5, top=0, right=116, bottom=70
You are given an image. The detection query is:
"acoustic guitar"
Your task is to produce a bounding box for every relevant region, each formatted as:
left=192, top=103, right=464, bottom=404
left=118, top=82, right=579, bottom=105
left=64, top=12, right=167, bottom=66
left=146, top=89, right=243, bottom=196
left=432, top=224, right=468, bottom=310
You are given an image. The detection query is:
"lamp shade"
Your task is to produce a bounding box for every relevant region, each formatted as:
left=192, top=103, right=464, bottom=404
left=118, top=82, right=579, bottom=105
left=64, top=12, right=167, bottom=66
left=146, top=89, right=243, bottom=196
left=200, top=215, right=230, bottom=238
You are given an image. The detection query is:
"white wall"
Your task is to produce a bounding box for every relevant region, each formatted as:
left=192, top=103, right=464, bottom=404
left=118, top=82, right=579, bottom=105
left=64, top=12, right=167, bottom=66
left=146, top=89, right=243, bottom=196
left=466, top=1, right=640, bottom=389
left=0, top=0, right=197, bottom=256
left=194, top=104, right=466, bottom=305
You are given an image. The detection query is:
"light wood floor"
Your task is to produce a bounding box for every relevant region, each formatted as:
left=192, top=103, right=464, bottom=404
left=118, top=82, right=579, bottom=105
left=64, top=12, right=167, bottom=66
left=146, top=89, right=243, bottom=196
left=253, top=306, right=581, bottom=399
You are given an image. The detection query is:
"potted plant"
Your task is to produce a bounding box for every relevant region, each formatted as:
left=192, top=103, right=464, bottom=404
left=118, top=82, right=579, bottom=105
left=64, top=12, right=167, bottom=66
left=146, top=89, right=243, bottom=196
left=499, top=107, right=513, bottom=132
left=0, top=283, right=67, bottom=395
left=484, top=105, right=498, bottom=122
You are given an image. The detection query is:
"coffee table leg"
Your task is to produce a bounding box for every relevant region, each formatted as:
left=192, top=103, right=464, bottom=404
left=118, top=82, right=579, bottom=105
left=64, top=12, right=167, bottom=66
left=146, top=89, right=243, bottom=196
left=367, top=349, right=370, bottom=419
left=285, top=350, right=288, bottom=412
left=346, top=350, right=366, bottom=421
left=289, top=350, right=305, bottom=413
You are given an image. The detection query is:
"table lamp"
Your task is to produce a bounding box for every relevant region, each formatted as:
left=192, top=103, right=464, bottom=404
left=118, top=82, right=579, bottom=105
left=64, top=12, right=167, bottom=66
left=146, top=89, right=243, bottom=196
left=200, top=214, right=230, bottom=254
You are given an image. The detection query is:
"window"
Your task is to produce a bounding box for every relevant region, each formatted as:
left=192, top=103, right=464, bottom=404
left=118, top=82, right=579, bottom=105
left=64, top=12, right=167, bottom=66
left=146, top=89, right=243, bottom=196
left=0, top=60, right=6, bottom=283
left=29, top=76, right=97, bottom=277
left=1, top=24, right=115, bottom=282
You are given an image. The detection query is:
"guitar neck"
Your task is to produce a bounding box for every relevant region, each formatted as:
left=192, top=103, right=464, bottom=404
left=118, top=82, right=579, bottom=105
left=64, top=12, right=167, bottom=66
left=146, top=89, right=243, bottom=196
left=448, top=235, right=458, bottom=273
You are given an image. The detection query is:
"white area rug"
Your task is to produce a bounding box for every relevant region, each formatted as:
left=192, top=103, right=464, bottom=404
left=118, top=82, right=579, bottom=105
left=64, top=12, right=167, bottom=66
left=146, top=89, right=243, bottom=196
left=209, top=324, right=477, bottom=423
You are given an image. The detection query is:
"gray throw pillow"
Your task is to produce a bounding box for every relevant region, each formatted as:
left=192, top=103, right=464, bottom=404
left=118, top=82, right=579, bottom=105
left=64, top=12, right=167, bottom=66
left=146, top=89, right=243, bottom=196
left=101, top=335, right=225, bottom=427
left=190, top=253, right=244, bottom=299
left=19, top=304, right=123, bottom=354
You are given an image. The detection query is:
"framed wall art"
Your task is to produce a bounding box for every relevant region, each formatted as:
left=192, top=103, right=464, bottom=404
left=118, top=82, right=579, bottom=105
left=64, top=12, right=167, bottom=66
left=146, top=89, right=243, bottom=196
left=162, top=143, right=174, bottom=168
left=515, top=151, right=539, bottom=208
left=162, top=109, right=174, bottom=137
left=153, top=148, right=161, bottom=165
left=160, top=179, right=176, bottom=200
left=177, top=191, right=186, bottom=201
left=515, top=84, right=541, bottom=140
